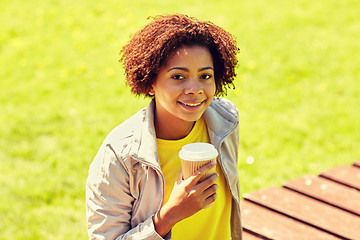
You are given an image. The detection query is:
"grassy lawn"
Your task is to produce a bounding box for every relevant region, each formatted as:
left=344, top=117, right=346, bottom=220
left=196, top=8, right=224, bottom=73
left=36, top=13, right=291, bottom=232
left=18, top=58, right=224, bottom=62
left=1, top=0, right=359, bottom=238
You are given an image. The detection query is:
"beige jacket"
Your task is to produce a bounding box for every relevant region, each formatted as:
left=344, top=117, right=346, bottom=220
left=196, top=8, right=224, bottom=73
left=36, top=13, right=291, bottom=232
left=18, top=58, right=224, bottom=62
left=86, top=97, right=242, bottom=239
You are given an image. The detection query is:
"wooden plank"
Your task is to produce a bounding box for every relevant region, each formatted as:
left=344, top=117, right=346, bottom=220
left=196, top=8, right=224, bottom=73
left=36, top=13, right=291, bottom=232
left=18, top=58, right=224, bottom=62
left=240, top=200, right=340, bottom=240
left=354, top=160, right=360, bottom=168
left=320, top=165, right=360, bottom=191
left=242, top=230, right=265, bottom=240
left=284, top=175, right=360, bottom=216
left=243, top=187, right=360, bottom=239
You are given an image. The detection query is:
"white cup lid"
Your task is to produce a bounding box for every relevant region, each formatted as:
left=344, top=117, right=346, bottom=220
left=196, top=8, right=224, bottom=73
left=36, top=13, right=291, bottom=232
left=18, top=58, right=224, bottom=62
left=179, top=142, right=218, bottom=161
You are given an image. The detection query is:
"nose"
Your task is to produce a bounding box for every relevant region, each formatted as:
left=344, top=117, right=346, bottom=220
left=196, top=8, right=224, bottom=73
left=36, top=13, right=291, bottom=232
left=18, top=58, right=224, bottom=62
left=184, top=78, right=203, bottom=95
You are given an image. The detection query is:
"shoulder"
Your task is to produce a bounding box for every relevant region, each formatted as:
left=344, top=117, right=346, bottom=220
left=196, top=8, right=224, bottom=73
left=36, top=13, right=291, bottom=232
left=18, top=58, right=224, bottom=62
left=88, top=107, right=149, bottom=182
left=90, top=107, right=148, bottom=169
left=104, top=107, right=147, bottom=146
left=210, top=97, right=239, bottom=119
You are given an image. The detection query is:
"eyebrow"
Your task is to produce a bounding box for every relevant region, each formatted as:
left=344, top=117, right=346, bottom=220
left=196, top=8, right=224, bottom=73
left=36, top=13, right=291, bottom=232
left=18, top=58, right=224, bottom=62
left=167, top=67, right=214, bottom=72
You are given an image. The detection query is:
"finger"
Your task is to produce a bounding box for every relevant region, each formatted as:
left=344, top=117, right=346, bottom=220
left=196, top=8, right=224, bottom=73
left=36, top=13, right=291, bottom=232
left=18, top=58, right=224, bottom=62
left=204, top=192, right=217, bottom=206
left=196, top=173, right=219, bottom=190
left=187, top=161, right=216, bottom=184
left=203, top=184, right=218, bottom=198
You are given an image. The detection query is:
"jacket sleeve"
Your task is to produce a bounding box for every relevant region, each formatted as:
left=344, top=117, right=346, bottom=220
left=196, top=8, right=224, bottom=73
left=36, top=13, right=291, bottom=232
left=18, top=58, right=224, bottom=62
left=86, top=144, right=170, bottom=240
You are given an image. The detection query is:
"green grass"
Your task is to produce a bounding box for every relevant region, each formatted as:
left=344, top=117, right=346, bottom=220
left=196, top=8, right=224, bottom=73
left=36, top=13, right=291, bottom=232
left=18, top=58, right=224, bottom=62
left=1, top=0, right=359, bottom=238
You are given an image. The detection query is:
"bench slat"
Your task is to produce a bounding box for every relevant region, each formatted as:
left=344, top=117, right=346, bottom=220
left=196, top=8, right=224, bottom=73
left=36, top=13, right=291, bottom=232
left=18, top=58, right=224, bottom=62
left=243, top=187, right=360, bottom=239
left=241, top=200, right=340, bottom=240
left=319, top=165, right=360, bottom=191
left=284, top=175, right=360, bottom=216
left=242, top=230, right=265, bottom=240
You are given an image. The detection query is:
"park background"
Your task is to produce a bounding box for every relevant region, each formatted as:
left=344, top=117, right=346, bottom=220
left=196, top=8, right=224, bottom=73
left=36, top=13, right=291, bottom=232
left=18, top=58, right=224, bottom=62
left=1, top=0, right=359, bottom=238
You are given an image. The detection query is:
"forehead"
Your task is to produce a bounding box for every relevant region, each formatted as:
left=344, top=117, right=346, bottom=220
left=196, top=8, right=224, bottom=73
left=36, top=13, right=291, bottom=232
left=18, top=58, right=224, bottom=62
left=164, top=45, right=213, bottom=67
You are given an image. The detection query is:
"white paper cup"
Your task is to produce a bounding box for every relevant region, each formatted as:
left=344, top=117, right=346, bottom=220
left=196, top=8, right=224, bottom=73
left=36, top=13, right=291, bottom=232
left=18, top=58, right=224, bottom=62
left=179, top=142, right=218, bottom=182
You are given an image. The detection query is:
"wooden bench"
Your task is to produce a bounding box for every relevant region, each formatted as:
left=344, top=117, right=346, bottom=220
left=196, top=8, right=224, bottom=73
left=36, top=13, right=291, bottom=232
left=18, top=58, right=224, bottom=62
left=241, top=160, right=360, bottom=239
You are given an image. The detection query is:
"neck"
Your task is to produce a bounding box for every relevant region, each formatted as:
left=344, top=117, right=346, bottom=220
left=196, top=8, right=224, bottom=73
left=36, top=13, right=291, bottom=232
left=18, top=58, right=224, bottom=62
left=154, top=115, right=195, bottom=140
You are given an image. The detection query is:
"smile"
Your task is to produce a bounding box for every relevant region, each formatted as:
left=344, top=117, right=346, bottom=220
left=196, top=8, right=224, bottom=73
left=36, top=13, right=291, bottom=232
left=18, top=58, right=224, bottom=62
left=182, top=102, right=202, bottom=107
left=178, top=100, right=205, bottom=109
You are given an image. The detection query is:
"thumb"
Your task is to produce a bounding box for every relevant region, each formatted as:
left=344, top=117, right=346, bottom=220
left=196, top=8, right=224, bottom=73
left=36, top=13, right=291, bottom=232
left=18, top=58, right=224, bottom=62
left=176, top=169, right=183, bottom=184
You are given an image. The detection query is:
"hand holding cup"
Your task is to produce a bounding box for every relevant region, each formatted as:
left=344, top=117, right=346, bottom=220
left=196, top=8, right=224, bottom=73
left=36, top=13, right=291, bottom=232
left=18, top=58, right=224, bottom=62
left=179, top=142, right=218, bottom=182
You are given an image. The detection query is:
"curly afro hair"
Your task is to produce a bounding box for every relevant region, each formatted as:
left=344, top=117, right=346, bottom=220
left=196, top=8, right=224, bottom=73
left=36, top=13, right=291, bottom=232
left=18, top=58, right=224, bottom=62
left=120, top=14, right=239, bottom=97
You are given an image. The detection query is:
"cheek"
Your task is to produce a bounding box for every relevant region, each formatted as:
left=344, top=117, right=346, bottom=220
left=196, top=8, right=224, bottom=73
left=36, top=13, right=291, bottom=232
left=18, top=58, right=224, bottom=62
left=155, top=87, right=180, bottom=103
left=208, top=81, right=216, bottom=96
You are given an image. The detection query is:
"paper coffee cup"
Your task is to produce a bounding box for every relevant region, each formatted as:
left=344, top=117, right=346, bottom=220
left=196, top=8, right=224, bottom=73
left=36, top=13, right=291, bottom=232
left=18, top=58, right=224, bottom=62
left=179, top=142, right=218, bottom=182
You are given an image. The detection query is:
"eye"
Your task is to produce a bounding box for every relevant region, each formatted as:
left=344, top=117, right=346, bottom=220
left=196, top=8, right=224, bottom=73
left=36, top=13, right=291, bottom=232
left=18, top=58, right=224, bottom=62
left=200, top=73, right=212, bottom=80
left=172, top=74, right=184, bottom=80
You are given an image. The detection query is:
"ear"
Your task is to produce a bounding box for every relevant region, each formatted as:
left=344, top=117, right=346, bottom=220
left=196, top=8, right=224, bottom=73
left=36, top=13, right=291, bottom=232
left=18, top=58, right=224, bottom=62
left=149, top=88, right=155, bottom=96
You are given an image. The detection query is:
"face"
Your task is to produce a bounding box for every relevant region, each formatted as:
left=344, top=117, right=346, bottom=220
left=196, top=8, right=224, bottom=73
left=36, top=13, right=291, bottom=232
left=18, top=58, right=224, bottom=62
left=151, top=45, right=216, bottom=135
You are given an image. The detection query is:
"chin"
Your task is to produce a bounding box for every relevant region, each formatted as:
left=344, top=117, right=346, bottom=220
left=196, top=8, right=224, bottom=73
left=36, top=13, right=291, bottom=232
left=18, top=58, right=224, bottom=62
left=181, top=114, right=204, bottom=123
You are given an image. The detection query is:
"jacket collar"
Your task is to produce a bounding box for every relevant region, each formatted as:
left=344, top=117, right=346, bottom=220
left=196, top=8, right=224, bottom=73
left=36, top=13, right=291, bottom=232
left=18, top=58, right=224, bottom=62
left=203, top=98, right=239, bottom=148
left=129, top=99, right=160, bottom=168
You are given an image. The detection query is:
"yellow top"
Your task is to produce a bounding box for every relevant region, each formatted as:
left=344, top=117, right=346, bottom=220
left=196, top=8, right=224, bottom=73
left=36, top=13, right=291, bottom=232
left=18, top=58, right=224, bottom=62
left=157, top=117, right=232, bottom=240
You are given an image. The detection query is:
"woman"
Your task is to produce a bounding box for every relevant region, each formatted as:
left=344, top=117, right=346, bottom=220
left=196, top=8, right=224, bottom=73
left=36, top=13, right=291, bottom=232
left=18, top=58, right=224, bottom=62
left=86, top=14, right=242, bottom=240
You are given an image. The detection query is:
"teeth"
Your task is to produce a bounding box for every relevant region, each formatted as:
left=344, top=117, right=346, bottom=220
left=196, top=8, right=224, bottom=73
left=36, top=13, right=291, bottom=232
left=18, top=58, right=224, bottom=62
left=182, top=102, right=201, bottom=106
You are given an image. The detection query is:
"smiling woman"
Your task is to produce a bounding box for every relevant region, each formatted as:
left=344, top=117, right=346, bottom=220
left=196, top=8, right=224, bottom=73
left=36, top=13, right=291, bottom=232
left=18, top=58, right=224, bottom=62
left=86, top=14, right=242, bottom=240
